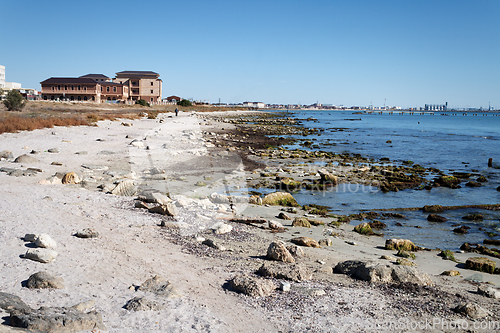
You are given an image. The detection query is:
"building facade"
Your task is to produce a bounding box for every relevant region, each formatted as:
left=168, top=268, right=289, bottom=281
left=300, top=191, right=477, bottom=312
left=0, top=65, right=5, bottom=88
left=40, top=71, right=161, bottom=103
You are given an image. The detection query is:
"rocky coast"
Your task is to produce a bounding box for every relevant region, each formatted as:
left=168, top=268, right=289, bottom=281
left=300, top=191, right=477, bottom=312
left=0, top=109, right=499, bottom=332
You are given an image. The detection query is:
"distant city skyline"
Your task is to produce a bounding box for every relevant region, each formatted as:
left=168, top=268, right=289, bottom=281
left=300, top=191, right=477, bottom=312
left=1, top=0, right=499, bottom=109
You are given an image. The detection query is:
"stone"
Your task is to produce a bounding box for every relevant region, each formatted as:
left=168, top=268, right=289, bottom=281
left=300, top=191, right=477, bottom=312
left=291, top=237, right=321, bottom=248
left=380, top=255, right=396, bottom=261
left=0, top=292, right=31, bottom=312
left=110, top=179, right=136, bottom=196
left=14, top=154, right=40, bottom=164
left=453, top=303, right=489, bottom=319
left=261, top=192, right=298, bottom=206
left=211, top=222, right=233, bottom=235
left=0, top=150, right=14, bottom=159
left=396, top=250, right=415, bottom=259
left=427, top=214, right=447, bottom=222
left=441, top=270, right=460, bottom=276
left=422, top=205, right=444, bottom=213
left=148, top=203, right=178, bottom=216
left=465, top=257, right=496, bottom=274
left=334, top=260, right=432, bottom=285
left=9, top=305, right=106, bottom=332
left=138, top=275, right=180, bottom=298
left=62, top=172, right=80, bottom=184
left=23, top=233, right=38, bottom=242
left=385, top=238, right=420, bottom=251
left=267, top=241, right=295, bottom=263
left=453, top=226, right=469, bottom=234
left=477, top=285, right=500, bottom=299
left=47, top=148, right=59, bottom=153
left=292, top=217, right=311, bottom=228
left=396, top=258, right=417, bottom=266
left=75, top=228, right=99, bottom=239
left=202, top=239, right=226, bottom=251
left=257, top=262, right=312, bottom=282
left=130, top=139, right=145, bottom=147
left=277, top=212, right=291, bottom=220
left=286, top=244, right=305, bottom=258
left=318, top=238, right=332, bottom=247
left=124, top=297, right=164, bottom=311
left=34, top=234, right=57, bottom=249
left=229, top=274, right=276, bottom=297
left=72, top=300, right=95, bottom=312
left=308, top=218, right=325, bottom=226
left=268, top=220, right=284, bottom=230
left=465, top=181, right=482, bottom=187
left=25, top=248, right=58, bottom=263
left=249, top=195, right=263, bottom=205
left=280, top=281, right=291, bottom=292
left=318, top=169, right=338, bottom=184
left=138, top=192, right=171, bottom=205
left=26, top=271, right=64, bottom=289
left=354, top=222, right=375, bottom=235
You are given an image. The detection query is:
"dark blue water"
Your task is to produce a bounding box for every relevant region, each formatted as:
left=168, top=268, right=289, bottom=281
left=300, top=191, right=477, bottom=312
left=275, top=111, right=500, bottom=250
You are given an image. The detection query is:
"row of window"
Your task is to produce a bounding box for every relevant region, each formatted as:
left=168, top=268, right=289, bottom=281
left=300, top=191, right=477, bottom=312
left=44, top=95, right=95, bottom=101
left=52, top=85, right=87, bottom=91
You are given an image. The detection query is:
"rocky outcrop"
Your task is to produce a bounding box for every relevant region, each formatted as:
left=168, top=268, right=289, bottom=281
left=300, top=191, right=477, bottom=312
left=334, top=260, right=432, bottom=285
left=229, top=274, right=276, bottom=297
left=266, top=241, right=295, bottom=263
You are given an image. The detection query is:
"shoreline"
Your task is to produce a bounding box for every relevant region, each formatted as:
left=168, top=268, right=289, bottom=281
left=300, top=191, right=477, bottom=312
left=0, top=110, right=499, bottom=332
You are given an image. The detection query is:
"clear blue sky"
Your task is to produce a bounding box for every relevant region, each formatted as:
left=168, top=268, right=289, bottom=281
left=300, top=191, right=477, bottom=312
left=1, top=0, right=499, bottom=108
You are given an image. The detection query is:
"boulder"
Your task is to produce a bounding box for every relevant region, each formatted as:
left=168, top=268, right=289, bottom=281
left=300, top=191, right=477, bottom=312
left=14, top=154, right=40, bottom=164
left=291, top=237, right=320, bottom=248
left=292, top=217, right=311, bottom=228
left=318, top=238, right=333, bottom=247
left=26, top=271, right=64, bottom=289
left=124, top=297, right=164, bottom=311
left=110, top=179, right=136, bottom=196
left=25, top=249, right=58, bottom=263
left=453, top=303, right=489, bottom=319
left=229, top=275, right=276, bottom=297
left=268, top=220, right=284, bottom=230
left=138, top=192, right=171, bottom=205
left=334, top=260, right=432, bottom=285
left=427, top=214, right=447, bottom=222
left=318, top=169, right=338, bottom=184
left=138, top=275, right=180, bottom=298
left=34, top=234, right=57, bottom=249
left=286, top=244, right=305, bottom=258
left=266, top=241, right=295, bottom=263
left=62, top=172, right=80, bottom=184
left=257, top=262, right=312, bottom=282
left=354, top=223, right=375, bottom=235
left=262, top=192, right=298, bottom=206
left=477, top=285, right=500, bottom=299
left=465, top=257, right=496, bottom=274
left=277, top=212, right=291, bottom=220
left=211, top=222, right=233, bottom=235
left=75, top=228, right=99, bottom=239
left=148, top=203, right=178, bottom=216
left=385, top=238, right=420, bottom=251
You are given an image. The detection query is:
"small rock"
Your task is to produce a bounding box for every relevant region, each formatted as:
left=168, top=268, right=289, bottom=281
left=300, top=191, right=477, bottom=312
left=202, top=239, right=226, bottom=251
left=441, top=270, right=460, bottom=276
left=267, top=240, right=295, bottom=263
left=380, top=255, right=396, bottom=261
left=427, top=214, right=447, bottom=222
left=138, top=276, right=180, bottom=298
left=47, top=148, right=59, bottom=153
left=318, top=238, right=332, bottom=247
left=34, top=234, right=56, bottom=249
left=124, top=297, right=164, bottom=311
left=14, top=154, right=40, bottom=164
left=268, top=220, right=284, bottom=230
left=211, top=222, right=233, bottom=235
left=291, top=237, right=320, bottom=248
left=453, top=303, right=489, bottom=319
left=23, top=234, right=38, bottom=242
left=277, top=212, right=291, bottom=220
left=62, top=172, right=80, bottom=184
left=229, top=274, right=276, bottom=297
left=110, top=179, right=136, bottom=196
left=280, top=281, right=291, bottom=292
left=24, top=248, right=58, bottom=263
left=0, top=150, right=14, bottom=159
left=258, top=262, right=312, bottom=282
left=26, top=271, right=64, bottom=289
left=292, top=217, right=311, bottom=228
left=286, top=244, right=305, bottom=258
left=477, top=285, right=500, bottom=299
left=385, top=238, right=420, bottom=251
left=75, top=228, right=99, bottom=239
left=149, top=203, right=178, bottom=216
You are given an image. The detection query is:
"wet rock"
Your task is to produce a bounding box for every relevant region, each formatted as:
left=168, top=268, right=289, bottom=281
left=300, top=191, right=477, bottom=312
left=257, top=262, right=312, bottom=282
left=318, top=238, right=332, bottom=247
left=149, top=203, right=178, bottom=216
left=277, top=212, right=291, bottom=220
left=124, top=297, right=164, bottom=311
left=266, top=240, right=295, bottom=263
left=334, top=260, right=432, bottom=285
left=26, top=271, right=64, bottom=289
left=291, top=237, right=320, bottom=248
left=138, top=275, right=180, bottom=298
left=477, top=285, right=500, bottom=299
left=477, top=175, right=488, bottom=182
left=435, top=175, right=461, bottom=188
left=427, top=214, right=447, bottom=222
left=422, top=205, right=444, bottom=213
left=484, top=239, right=500, bottom=246
left=465, top=181, right=482, bottom=187
left=453, top=226, right=469, bottom=234
left=35, top=234, right=57, bottom=249
left=62, top=172, right=81, bottom=184
left=441, top=270, right=460, bottom=276
left=292, top=217, right=311, bottom=228
left=465, top=257, right=496, bottom=274
left=261, top=192, right=298, bottom=206
left=462, top=213, right=483, bottom=221
left=385, top=238, right=420, bottom=251
left=75, top=228, right=99, bottom=239
left=229, top=274, right=276, bottom=297
left=24, top=248, right=58, bottom=263
left=354, top=223, right=375, bottom=235
left=453, top=303, right=488, bottom=319
left=14, top=154, right=40, bottom=164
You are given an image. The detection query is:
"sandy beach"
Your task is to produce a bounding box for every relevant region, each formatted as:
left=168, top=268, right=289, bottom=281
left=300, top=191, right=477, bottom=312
left=1, top=109, right=500, bottom=333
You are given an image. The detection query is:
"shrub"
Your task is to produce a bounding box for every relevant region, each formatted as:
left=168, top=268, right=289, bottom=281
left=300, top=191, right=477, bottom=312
left=3, top=90, right=26, bottom=111
left=135, top=99, right=150, bottom=107
left=177, top=99, right=192, bottom=107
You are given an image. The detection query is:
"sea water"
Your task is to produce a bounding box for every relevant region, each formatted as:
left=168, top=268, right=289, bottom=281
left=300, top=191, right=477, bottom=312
left=281, top=110, right=500, bottom=250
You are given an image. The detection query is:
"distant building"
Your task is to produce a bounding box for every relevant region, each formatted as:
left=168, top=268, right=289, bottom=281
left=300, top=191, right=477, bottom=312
left=114, top=71, right=162, bottom=103
left=165, top=95, right=182, bottom=103
left=242, top=101, right=266, bottom=108
left=0, top=65, right=5, bottom=88
left=425, top=102, right=448, bottom=111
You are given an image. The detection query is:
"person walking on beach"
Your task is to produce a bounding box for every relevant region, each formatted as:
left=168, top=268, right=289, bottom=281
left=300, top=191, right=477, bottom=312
left=175, top=108, right=179, bottom=116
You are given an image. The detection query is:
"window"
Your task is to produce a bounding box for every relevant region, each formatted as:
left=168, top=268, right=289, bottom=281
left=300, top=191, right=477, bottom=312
left=100, top=87, right=102, bottom=92
left=78, top=96, right=81, bottom=101
left=92, top=96, right=95, bottom=101
left=151, top=82, right=153, bottom=86
left=106, top=87, right=110, bottom=92
left=113, top=87, right=116, bottom=92
left=84, top=96, right=87, bottom=101
left=151, top=90, right=153, bottom=94
left=64, top=85, right=68, bottom=90
left=71, top=85, right=74, bottom=90
left=52, top=87, right=55, bottom=91
left=150, top=98, right=153, bottom=101
left=58, top=85, right=60, bottom=90
left=84, top=86, right=86, bottom=91
left=70, top=96, right=74, bottom=101
left=78, top=85, right=81, bottom=90
left=44, top=96, right=48, bottom=100
left=51, top=96, right=55, bottom=100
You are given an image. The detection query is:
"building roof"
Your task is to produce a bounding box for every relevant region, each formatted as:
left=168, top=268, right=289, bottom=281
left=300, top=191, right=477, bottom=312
left=115, top=71, right=159, bottom=77
left=40, top=77, right=97, bottom=84
left=166, top=95, right=181, bottom=100
left=79, top=74, right=109, bottom=79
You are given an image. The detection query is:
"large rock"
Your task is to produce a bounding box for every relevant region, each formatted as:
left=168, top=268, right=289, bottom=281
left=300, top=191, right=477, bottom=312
left=477, top=285, right=500, bottom=299
left=62, top=172, right=80, bottom=184
left=110, top=179, right=136, bottom=196
left=292, top=217, right=311, bottom=228
left=465, top=257, right=496, bottom=274
left=26, top=271, right=64, bottom=289
left=354, top=223, right=375, bottom=235
left=124, top=297, right=164, bottom=311
left=138, top=192, right=171, bottom=205
left=266, top=241, right=295, bottom=263
left=0, top=292, right=31, bottom=312
left=385, top=238, right=420, bottom=251
left=229, top=275, right=276, bottom=297
left=291, top=237, right=320, bottom=248
left=138, top=275, right=180, bottom=298
left=14, top=154, right=40, bottom=164
left=148, top=203, right=178, bottom=216
left=268, top=220, right=284, bottom=230
left=257, top=263, right=312, bottom=282
left=25, top=249, right=58, bottom=263
left=286, top=244, right=305, bottom=258
left=453, top=303, right=489, bottom=319
left=262, top=192, right=298, bottom=206
left=35, top=234, right=57, bottom=249
left=427, top=214, right=447, bottom=222
left=334, top=260, right=433, bottom=285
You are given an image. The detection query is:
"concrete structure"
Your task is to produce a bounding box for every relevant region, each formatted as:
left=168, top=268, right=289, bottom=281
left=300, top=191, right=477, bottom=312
left=5, top=82, right=21, bottom=89
left=425, top=103, right=448, bottom=111
left=114, top=71, right=162, bottom=103
left=243, top=101, right=266, bottom=108
left=0, top=65, right=5, bottom=88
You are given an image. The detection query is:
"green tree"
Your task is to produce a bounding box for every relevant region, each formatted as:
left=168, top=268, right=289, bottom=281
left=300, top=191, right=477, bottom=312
left=3, top=90, right=26, bottom=111
left=177, top=99, right=192, bottom=107
left=135, top=99, right=150, bottom=107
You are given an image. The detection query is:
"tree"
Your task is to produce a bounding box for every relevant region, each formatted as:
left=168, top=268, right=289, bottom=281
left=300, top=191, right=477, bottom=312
left=3, top=90, right=26, bottom=111
left=177, top=99, right=192, bottom=107
left=135, top=99, right=150, bottom=107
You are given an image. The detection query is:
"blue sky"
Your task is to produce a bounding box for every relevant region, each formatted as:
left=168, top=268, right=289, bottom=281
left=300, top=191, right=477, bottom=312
left=1, top=0, right=499, bottom=108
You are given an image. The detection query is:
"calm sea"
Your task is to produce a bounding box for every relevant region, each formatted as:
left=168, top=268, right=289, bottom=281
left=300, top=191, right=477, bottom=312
left=280, top=110, right=500, bottom=250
